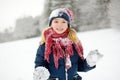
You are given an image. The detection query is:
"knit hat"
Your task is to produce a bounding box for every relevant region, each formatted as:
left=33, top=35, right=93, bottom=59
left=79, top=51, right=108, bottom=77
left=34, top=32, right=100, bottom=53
left=49, top=8, right=74, bottom=27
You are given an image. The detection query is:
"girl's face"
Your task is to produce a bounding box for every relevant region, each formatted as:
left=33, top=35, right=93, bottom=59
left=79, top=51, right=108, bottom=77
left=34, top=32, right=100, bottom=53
left=50, top=18, right=68, bottom=34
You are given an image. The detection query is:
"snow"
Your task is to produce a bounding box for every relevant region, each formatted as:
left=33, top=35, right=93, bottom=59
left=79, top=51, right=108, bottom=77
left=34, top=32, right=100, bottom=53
left=0, top=28, right=120, bottom=80
left=77, top=29, right=120, bottom=80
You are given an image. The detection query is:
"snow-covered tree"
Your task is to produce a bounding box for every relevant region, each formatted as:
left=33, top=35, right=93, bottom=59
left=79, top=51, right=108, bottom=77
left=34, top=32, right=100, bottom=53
left=109, top=0, right=120, bottom=30
left=39, top=0, right=110, bottom=32
left=13, top=16, right=40, bottom=39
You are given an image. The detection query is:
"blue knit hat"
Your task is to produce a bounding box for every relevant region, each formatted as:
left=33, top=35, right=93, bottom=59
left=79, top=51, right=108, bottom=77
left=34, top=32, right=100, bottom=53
left=49, top=8, right=74, bottom=27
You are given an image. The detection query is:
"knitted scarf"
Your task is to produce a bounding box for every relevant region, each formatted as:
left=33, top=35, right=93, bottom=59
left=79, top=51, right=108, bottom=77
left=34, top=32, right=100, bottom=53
left=40, top=27, right=84, bottom=69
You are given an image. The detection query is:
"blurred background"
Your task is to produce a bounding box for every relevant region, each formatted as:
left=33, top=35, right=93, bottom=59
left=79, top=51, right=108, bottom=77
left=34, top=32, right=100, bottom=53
left=0, top=0, right=120, bottom=43
left=0, top=1, right=120, bottom=80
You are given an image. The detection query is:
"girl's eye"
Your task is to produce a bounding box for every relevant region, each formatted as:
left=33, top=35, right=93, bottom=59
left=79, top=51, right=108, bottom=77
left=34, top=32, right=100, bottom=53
left=62, top=21, right=66, bottom=23
left=54, top=21, right=58, bottom=23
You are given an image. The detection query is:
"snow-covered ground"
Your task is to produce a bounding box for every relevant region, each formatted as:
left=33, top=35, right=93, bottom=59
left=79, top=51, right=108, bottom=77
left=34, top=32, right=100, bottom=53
left=0, top=28, right=120, bottom=80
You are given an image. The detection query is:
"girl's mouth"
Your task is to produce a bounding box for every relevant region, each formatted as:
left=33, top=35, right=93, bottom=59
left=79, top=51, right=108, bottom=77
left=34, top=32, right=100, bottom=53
left=56, top=28, right=63, bottom=31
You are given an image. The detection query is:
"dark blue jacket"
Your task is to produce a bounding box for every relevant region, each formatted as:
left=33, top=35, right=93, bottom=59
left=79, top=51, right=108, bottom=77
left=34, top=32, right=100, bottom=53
left=34, top=43, right=95, bottom=80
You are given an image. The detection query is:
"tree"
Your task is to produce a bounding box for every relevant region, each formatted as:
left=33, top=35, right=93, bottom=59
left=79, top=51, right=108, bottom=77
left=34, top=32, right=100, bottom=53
left=39, top=0, right=110, bottom=32
left=13, top=16, right=40, bottom=40
left=109, top=0, right=120, bottom=30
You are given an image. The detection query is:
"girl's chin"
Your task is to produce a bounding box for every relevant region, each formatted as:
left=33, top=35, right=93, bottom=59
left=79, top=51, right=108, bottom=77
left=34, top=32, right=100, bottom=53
left=56, top=31, right=64, bottom=34
left=55, top=30, right=65, bottom=34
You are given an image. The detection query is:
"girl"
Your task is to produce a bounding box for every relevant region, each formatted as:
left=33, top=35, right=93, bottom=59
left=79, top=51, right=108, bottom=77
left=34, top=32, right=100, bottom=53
left=33, top=8, right=103, bottom=80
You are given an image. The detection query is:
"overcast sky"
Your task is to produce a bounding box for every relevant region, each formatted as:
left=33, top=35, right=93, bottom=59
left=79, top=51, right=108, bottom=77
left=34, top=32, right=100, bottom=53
left=0, top=0, right=44, bottom=32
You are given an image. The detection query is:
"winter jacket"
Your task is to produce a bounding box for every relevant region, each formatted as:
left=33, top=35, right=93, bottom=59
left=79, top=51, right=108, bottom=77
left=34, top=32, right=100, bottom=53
left=34, top=43, right=95, bottom=80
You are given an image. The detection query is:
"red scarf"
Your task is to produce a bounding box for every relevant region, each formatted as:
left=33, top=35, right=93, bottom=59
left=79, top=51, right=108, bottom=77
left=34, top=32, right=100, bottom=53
left=43, top=28, right=84, bottom=68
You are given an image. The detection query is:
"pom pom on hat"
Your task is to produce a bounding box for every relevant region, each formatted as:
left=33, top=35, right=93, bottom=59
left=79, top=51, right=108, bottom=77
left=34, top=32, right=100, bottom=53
left=49, top=8, right=74, bottom=27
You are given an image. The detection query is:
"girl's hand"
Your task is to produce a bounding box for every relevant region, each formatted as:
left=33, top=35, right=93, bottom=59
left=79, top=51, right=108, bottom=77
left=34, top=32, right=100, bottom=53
left=86, top=50, right=103, bottom=67
left=33, top=67, right=49, bottom=80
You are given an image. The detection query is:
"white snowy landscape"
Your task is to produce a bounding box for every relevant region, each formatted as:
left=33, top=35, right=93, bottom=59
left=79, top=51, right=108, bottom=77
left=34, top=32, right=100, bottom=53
left=0, top=28, right=120, bottom=80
